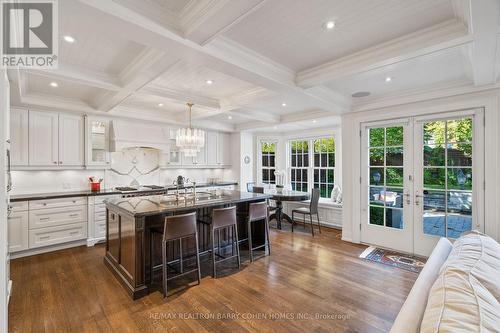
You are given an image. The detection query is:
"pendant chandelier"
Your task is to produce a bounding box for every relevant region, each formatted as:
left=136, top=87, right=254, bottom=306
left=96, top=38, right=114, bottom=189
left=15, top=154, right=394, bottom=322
left=176, top=102, right=205, bottom=157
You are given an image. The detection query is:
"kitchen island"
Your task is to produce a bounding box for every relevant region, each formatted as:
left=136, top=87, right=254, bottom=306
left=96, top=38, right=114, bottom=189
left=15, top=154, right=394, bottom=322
left=104, top=190, right=271, bottom=299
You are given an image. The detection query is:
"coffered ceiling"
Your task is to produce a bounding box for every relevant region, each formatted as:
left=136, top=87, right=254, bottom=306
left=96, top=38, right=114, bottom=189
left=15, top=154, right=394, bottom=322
left=8, top=0, right=500, bottom=132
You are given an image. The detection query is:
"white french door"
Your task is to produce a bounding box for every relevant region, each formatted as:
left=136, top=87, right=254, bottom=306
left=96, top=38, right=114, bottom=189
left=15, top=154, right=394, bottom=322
left=361, top=119, right=414, bottom=253
left=361, top=109, right=484, bottom=256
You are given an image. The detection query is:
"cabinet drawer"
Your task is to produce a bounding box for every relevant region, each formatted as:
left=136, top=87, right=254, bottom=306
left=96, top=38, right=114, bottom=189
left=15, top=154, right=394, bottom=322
left=29, top=206, right=87, bottom=230
left=95, top=210, right=107, bottom=221
left=95, top=221, right=106, bottom=238
left=9, top=201, right=28, bottom=212
left=29, top=197, right=86, bottom=210
left=94, top=195, right=119, bottom=205
left=29, top=223, right=87, bottom=248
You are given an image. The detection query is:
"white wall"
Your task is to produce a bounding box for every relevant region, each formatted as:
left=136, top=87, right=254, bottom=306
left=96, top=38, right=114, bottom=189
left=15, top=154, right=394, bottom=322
left=341, top=90, right=500, bottom=243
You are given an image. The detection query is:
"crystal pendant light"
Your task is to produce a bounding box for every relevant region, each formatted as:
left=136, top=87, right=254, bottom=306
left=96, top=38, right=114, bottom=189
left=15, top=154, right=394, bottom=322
left=176, top=102, right=205, bottom=157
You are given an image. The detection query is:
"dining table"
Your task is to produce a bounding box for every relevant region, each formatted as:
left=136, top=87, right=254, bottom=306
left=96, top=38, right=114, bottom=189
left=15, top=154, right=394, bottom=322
left=266, top=189, right=310, bottom=229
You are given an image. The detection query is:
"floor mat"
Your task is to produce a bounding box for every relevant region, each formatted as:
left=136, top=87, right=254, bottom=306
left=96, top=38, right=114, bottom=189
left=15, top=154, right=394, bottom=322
left=359, top=246, right=426, bottom=273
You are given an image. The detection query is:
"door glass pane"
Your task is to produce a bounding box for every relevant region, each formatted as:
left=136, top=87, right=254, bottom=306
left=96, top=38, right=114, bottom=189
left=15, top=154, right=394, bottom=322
left=422, top=117, right=473, bottom=239
left=367, top=125, right=405, bottom=228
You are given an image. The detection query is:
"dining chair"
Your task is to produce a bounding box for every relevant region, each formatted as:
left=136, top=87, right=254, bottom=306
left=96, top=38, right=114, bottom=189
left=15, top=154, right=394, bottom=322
left=291, top=188, right=321, bottom=236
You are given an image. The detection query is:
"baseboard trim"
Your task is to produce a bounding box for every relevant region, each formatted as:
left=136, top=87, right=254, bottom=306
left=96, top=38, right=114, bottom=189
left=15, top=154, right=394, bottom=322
left=10, top=239, right=87, bottom=259
left=87, top=237, right=106, bottom=247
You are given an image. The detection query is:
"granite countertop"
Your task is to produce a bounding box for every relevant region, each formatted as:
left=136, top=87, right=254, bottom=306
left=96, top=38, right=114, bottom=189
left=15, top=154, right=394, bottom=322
left=105, top=190, right=271, bottom=217
left=9, top=182, right=238, bottom=202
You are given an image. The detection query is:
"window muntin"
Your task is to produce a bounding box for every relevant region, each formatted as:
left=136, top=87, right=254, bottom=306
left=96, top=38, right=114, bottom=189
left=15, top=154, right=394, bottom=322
left=313, top=137, right=335, bottom=198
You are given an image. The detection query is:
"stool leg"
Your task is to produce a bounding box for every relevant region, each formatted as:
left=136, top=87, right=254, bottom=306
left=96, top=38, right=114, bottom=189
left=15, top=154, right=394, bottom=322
left=179, top=238, right=183, bottom=274
left=150, top=233, right=154, bottom=285
left=291, top=211, right=295, bottom=232
left=234, top=224, right=241, bottom=269
left=162, top=241, right=167, bottom=298
left=248, top=219, right=253, bottom=262
left=309, top=214, right=314, bottom=237
left=317, top=213, right=321, bottom=234
left=265, top=216, right=271, bottom=256
left=211, top=228, right=216, bottom=278
left=195, top=233, right=201, bottom=285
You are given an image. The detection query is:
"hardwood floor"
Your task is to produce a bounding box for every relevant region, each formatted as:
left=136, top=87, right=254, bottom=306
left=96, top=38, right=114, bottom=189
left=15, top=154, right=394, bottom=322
left=9, top=227, right=417, bottom=333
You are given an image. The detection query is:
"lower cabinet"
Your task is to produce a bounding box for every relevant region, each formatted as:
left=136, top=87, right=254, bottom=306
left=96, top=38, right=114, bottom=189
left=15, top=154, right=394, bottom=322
left=7, top=197, right=88, bottom=255
left=8, top=206, right=29, bottom=253
left=87, top=195, right=119, bottom=245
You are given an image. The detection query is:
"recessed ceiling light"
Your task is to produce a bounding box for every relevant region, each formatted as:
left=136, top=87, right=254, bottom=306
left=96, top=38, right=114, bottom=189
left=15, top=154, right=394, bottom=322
left=281, top=103, right=287, bottom=107
left=351, top=91, right=370, bottom=98
left=50, top=82, right=58, bottom=87
left=158, top=103, right=164, bottom=107
left=385, top=77, right=392, bottom=82
left=325, top=21, right=336, bottom=30
left=63, top=35, right=75, bottom=43
left=273, top=125, right=278, bottom=129
left=227, top=115, right=232, bottom=120
left=206, top=80, right=213, bottom=85
left=312, top=119, right=317, bottom=123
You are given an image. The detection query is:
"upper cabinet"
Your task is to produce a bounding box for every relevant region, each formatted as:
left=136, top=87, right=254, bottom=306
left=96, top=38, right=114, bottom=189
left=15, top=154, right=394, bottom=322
left=11, top=110, right=85, bottom=168
left=10, top=108, right=29, bottom=166
left=59, top=114, right=85, bottom=166
left=217, top=132, right=231, bottom=166
left=29, top=111, right=59, bottom=166
left=206, top=132, right=218, bottom=166
left=86, top=117, right=110, bottom=167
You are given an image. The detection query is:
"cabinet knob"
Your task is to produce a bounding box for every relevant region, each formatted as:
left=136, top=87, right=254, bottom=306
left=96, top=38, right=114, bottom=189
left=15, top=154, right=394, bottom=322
left=53, top=161, right=57, bottom=164
left=60, top=161, right=63, bottom=164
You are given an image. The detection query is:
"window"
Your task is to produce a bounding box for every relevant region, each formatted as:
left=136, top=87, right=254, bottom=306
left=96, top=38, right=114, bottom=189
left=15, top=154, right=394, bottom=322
left=313, top=138, right=335, bottom=198
left=289, top=137, right=335, bottom=198
left=261, top=142, right=276, bottom=184
left=290, top=140, right=310, bottom=193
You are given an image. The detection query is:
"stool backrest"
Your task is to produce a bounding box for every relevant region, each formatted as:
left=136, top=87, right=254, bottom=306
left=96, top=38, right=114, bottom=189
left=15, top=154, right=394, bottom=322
left=310, top=188, right=320, bottom=214
left=246, top=182, right=255, bottom=192
left=212, top=206, right=236, bottom=228
left=252, top=186, right=264, bottom=193
left=249, top=201, right=267, bottom=221
left=163, top=212, right=197, bottom=242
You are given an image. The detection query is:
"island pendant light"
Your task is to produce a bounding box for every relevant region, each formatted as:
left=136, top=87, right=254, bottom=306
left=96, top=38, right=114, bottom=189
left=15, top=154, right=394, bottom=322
left=176, top=102, right=205, bottom=157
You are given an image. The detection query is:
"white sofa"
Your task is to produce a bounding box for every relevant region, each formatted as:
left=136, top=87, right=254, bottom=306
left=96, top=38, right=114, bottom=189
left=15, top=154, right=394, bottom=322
left=390, top=231, right=500, bottom=333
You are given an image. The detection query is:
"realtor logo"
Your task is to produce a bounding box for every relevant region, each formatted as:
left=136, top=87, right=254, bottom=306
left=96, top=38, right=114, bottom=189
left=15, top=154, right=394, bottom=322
left=1, top=0, right=58, bottom=68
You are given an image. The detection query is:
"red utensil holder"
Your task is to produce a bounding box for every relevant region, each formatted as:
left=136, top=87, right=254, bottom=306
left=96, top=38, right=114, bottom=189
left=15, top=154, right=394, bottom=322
left=90, top=182, right=101, bottom=191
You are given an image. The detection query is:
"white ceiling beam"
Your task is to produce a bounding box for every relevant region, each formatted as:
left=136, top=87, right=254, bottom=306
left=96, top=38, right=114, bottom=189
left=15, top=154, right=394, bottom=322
left=26, top=63, right=122, bottom=91
left=235, top=110, right=340, bottom=131
left=227, top=108, right=280, bottom=123
left=296, top=19, right=473, bottom=87
left=182, top=0, right=267, bottom=45
left=466, top=0, right=500, bottom=86
left=76, top=0, right=346, bottom=114
left=140, top=84, right=220, bottom=109
left=92, top=47, right=179, bottom=111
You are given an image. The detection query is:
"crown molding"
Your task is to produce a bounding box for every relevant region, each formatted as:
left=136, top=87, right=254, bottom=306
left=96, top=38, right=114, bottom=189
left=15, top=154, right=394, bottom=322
left=297, top=19, right=472, bottom=87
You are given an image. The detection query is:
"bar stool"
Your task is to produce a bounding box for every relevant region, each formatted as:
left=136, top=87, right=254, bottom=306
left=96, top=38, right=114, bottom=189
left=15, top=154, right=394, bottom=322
left=248, top=201, right=271, bottom=262
left=150, top=212, right=201, bottom=297
left=211, top=206, right=241, bottom=277
left=252, top=186, right=277, bottom=223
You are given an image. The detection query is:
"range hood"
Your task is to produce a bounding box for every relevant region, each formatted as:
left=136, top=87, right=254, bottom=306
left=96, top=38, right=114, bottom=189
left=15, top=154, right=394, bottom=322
left=109, top=120, right=171, bottom=152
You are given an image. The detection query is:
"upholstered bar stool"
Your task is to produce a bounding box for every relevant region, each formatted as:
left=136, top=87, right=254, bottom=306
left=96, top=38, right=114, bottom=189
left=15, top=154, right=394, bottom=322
left=247, top=201, right=271, bottom=262
left=151, top=212, right=202, bottom=297
left=291, top=188, right=321, bottom=236
left=252, top=186, right=277, bottom=222
left=210, top=206, right=241, bottom=277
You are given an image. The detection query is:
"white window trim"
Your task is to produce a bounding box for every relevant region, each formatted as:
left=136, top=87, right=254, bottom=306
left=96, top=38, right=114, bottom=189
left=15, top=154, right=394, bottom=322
left=286, top=135, right=337, bottom=197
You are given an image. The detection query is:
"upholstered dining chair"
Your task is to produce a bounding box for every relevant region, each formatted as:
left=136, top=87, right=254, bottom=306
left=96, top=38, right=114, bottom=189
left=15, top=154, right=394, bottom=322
left=291, top=188, right=321, bottom=236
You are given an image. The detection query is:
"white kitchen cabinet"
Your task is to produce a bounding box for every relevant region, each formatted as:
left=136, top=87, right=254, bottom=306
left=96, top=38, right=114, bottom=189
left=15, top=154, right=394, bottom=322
left=86, top=117, right=110, bottom=167
left=87, top=195, right=119, bottom=246
left=206, top=131, right=218, bottom=165
left=29, top=223, right=87, bottom=249
left=29, top=111, right=59, bottom=166
left=217, top=132, right=231, bottom=166
left=29, top=205, right=87, bottom=229
left=59, top=114, right=84, bottom=166
left=9, top=108, right=29, bottom=166
left=8, top=209, right=29, bottom=253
